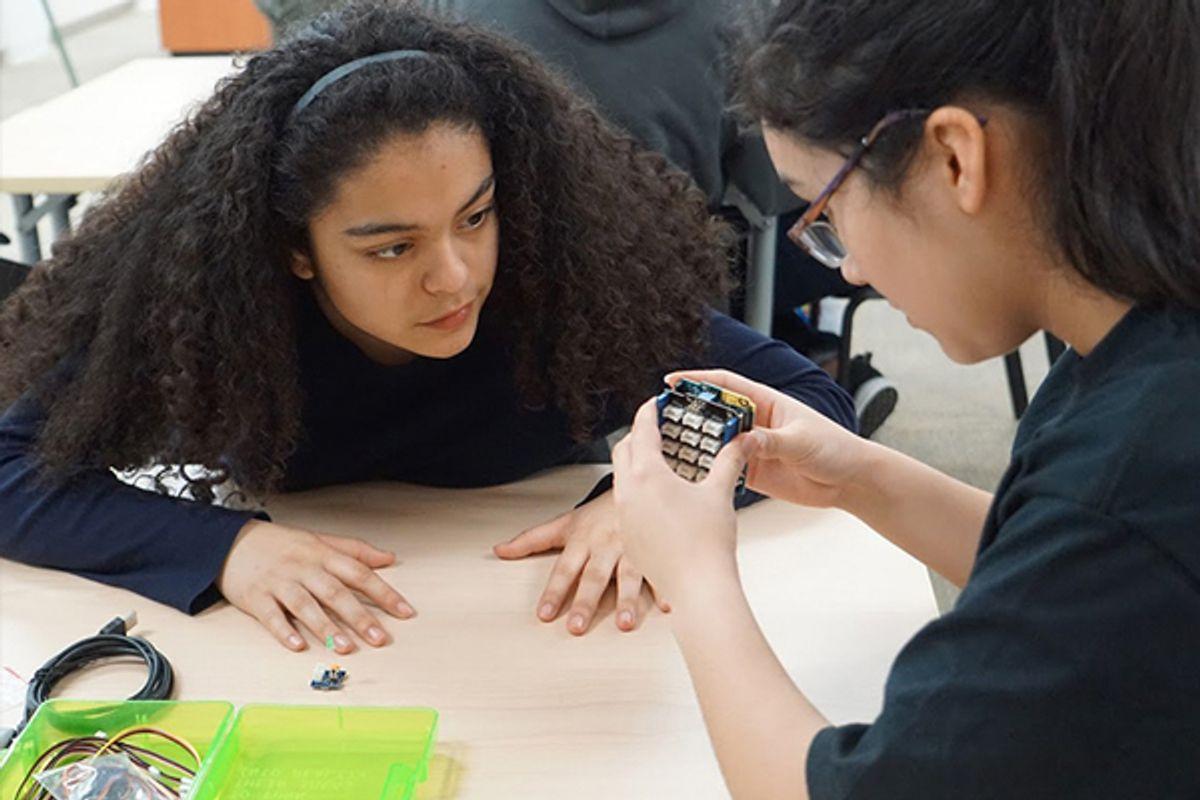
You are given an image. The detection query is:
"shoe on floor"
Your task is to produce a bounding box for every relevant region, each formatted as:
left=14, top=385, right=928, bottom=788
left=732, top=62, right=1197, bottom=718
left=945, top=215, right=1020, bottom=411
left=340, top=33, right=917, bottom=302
left=848, top=353, right=898, bottom=439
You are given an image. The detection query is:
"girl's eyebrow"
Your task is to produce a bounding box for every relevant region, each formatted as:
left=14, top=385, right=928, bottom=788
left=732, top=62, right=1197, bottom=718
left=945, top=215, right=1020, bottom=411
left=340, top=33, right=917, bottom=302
left=341, top=174, right=496, bottom=238
left=456, top=174, right=496, bottom=213
left=343, top=220, right=419, bottom=237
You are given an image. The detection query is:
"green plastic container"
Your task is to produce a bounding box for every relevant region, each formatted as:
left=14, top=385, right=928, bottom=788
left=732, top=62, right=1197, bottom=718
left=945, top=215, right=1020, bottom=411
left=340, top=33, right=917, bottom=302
left=190, top=705, right=439, bottom=800
left=0, top=699, right=234, bottom=799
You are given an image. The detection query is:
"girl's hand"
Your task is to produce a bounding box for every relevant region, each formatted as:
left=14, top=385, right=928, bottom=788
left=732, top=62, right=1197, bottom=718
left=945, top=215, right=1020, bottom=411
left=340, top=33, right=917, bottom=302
left=666, top=370, right=872, bottom=509
left=494, top=491, right=668, bottom=635
left=611, top=399, right=757, bottom=603
left=216, top=520, right=415, bottom=653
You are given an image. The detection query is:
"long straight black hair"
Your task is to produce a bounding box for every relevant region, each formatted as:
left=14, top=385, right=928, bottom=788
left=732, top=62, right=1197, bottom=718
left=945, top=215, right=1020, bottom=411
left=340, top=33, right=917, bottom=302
left=739, top=1, right=1200, bottom=310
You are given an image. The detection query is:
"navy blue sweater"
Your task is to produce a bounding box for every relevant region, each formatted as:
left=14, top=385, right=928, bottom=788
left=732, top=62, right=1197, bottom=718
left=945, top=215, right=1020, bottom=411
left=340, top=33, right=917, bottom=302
left=0, top=297, right=854, bottom=614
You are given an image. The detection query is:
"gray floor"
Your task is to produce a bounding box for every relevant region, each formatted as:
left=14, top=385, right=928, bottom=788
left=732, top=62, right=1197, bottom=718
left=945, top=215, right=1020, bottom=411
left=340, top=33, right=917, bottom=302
left=1, top=9, right=1052, bottom=613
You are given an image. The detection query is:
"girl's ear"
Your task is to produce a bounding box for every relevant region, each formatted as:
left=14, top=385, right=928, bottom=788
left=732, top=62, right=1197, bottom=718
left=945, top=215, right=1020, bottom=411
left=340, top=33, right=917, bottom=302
left=926, top=105, right=989, bottom=216
left=291, top=251, right=316, bottom=281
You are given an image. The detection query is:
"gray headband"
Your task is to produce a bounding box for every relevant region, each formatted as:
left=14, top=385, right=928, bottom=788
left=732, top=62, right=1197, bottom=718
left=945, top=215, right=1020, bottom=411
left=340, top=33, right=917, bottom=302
left=288, top=49, right=435, bottom=123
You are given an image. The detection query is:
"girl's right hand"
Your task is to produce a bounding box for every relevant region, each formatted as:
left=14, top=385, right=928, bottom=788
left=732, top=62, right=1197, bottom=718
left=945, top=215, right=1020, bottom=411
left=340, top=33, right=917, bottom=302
left=216, top=520, right=415, bottom=653
left=665, top=370, right=874, bottom=509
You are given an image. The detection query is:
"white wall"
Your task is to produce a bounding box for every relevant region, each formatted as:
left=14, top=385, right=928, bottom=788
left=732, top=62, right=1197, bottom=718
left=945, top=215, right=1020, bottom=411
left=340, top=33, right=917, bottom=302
left=0, top=0, right=150, bottom=63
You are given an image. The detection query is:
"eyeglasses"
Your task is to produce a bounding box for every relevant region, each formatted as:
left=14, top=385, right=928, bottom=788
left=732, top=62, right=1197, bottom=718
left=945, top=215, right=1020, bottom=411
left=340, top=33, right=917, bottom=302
left=787, top=109, right=986, bottom=269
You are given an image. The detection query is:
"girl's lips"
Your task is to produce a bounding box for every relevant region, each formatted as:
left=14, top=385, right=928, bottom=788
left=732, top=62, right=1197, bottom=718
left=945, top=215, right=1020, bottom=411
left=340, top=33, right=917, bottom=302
left=421, top=301, right=473, bottom=331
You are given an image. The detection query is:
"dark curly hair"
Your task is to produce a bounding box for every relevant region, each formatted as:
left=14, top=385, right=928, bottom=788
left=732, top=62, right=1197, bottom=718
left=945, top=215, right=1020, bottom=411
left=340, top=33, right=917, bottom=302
left=0, top=1, right=731, bottom=499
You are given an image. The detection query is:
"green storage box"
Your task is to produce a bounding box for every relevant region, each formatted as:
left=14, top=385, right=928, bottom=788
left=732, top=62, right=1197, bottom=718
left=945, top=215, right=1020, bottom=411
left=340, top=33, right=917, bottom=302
left=0, top=699, right=234, bottom=798
left=190, top=705, right=439, bottom=800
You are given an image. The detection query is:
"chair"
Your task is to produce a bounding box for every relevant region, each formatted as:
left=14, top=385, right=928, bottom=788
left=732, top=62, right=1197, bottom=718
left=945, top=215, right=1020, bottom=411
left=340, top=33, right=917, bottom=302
left=722, top=183, right=777, bottom=334
left=833, top=286, right=1065, bottom=419
left=1001, top=334, right=1066, bottom=418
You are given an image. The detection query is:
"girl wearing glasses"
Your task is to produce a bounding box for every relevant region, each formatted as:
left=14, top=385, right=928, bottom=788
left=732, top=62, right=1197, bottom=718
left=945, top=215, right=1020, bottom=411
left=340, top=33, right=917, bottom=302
left=0, top=5, right=854, bottom=653
left=613, top=1, right=1200, bottom=797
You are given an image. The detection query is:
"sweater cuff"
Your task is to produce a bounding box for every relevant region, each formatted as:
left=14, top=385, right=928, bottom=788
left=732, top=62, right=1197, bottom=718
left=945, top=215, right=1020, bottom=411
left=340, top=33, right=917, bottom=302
left=183, top=508, right=271, bottom=614
left=576, top=473, right=614, bottom=507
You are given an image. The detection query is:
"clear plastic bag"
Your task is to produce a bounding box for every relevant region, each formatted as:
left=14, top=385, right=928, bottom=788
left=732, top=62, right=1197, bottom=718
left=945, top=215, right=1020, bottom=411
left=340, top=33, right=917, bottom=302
left=35, top=754, right=175, bottom=800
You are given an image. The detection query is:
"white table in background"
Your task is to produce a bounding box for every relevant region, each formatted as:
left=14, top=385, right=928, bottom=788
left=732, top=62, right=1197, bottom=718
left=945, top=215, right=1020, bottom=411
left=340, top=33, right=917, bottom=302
left=0, top=56, right=236, bottom=262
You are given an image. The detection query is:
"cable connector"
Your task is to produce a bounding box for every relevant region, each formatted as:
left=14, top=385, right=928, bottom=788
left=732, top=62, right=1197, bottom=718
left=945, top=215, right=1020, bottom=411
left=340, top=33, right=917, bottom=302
left=98, top=611, right=138, bottom=637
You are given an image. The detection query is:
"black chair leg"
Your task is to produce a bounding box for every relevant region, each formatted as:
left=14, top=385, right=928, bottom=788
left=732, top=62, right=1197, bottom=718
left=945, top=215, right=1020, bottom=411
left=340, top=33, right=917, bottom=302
left=824, top=286, right=885, bottom=389
left=835, top=312, right=855, bottom=389
left=826, top=283, right=1036, bottom=421
left=834, top=292, right=872, bottom=389
left=1044, top=333, right=1066, bottom=365
left=1005, top=351, right=1029, bottom=419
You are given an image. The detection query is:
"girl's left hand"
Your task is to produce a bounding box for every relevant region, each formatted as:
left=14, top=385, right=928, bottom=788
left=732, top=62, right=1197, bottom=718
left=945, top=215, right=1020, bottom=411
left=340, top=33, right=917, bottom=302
left=611, top=399, right=760, bottom=604
left=494, top=490, right=669, bottom=635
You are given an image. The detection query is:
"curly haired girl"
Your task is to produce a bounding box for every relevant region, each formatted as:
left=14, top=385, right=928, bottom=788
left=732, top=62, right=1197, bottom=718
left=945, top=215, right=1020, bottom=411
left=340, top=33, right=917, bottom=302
left=0, top=2, right=852, bottom=653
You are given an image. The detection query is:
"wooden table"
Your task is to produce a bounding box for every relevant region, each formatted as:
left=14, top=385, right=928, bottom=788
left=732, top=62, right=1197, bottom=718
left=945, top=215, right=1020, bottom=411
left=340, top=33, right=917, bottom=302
left=0, top=56, right=236, bottom=263
left=0, top=466, right=936, bottom=798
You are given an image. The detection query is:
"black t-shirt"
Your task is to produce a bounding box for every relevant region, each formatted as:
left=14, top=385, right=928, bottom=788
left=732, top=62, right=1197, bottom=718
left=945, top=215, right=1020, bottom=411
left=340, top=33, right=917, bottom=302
left=809, top=306, right=1200, bottom=799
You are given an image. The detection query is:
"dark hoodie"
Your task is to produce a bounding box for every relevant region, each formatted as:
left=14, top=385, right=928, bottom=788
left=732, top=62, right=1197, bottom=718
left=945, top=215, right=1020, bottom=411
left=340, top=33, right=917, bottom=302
left=545, top=0, right=685, bottom=37
left=426, top=0, right=788, bottom=211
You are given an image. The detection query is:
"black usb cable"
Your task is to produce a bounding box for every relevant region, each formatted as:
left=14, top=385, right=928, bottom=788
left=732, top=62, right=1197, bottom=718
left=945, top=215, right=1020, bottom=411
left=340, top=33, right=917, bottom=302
left=0, top=612, right=174, bottom=750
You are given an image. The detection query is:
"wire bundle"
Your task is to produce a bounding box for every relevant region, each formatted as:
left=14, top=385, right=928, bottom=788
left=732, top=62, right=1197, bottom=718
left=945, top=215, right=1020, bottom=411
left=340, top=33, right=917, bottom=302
left=13, top=726, right=201, bottom=799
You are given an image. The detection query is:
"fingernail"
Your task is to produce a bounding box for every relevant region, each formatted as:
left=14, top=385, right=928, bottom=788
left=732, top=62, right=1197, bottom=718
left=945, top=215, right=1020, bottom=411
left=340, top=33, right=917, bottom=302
left=396, top=601, right=414, bottom=617
left=539, top=603, right=555, bottom=620
left=334, top=634, right=351, bottom=650
left=367, top=626, right=385, bottom=644
left=618, top=611, right=634, bottom=629
left=570, top=614, right=585, bottom=632
left=287, top=634, right=304, bottom=649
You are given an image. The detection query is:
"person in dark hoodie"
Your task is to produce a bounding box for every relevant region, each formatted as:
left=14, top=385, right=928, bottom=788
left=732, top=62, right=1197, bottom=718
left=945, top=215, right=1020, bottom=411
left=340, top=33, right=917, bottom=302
left=431, top=0, right=789, bottom=214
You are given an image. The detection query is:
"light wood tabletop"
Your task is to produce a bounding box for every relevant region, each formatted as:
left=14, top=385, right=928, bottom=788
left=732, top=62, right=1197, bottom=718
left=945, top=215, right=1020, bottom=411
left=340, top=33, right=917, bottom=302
left=0, top=57, right=237, bottom=195
left=0, top=466, right=936, bottom=798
